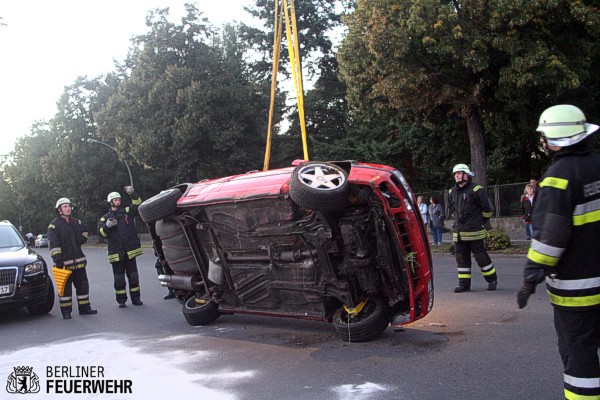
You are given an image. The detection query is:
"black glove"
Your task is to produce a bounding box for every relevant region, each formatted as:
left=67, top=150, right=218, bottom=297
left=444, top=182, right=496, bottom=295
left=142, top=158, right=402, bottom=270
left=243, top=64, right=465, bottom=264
left=517, top=282, right=536, bottom=309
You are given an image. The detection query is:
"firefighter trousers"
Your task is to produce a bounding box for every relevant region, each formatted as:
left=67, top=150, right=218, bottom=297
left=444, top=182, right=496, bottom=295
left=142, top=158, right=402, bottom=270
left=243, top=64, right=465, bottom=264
left=111, top=258, right=141, bottom=304
left=59, top=268, right=92, bottom=314
left=454, top=239, right=497, bottom=287
left=554, top=308, right=600, bottom=399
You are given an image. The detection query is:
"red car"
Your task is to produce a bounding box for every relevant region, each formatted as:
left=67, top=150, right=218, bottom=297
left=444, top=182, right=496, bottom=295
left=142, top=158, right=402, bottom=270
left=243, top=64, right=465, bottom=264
left=140, top=160, right=433, bottom=342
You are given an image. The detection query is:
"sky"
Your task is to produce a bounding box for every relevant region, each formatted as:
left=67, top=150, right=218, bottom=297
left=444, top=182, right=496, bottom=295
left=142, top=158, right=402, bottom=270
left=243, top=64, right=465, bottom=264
left=0, top=1, right=256, bottom=155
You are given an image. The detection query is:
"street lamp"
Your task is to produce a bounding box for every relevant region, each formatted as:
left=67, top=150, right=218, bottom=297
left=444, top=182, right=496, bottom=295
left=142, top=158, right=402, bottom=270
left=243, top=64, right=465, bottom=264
left=86, top=138, right=134, bottom=187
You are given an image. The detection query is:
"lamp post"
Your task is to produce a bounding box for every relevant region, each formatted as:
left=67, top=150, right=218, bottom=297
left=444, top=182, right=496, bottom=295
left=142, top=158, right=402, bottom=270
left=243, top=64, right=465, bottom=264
left=86, top=138, right=134, bottom=187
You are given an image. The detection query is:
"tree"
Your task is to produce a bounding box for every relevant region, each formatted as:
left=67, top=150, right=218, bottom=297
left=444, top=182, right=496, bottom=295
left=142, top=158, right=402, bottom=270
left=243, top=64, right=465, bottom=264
left=96, top=6, right=270, bottom=182
left=338, top=0, right=600, bottom=185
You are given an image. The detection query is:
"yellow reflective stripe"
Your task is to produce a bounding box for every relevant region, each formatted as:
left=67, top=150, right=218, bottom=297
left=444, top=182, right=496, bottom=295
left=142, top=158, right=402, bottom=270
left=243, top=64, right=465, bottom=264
left=458, top=274, right=471, bottom=279
left=78, top=299, right=90, bottom=305
left=564, top=388, right=598, bottom=399
left=473, top=185, right=482, bottom=192
left=573, top=210, right=600, bottom=226
left=127, top=248, right=143, bottom=258
left=130, top=287, right=140, bottom=292
left=132, top=198, right=142, bottom=205
left=115, top=290, right=127, bottom=294
left=453, top=230, right=486, bottom=241
left=540, top=177, right=568, bottom=190
left=572, top=197, right=600, bottom=226
left=50, top=248, right=62, bottom=256
left=99, top=227, right=109, bottom=238
left=108, top=254, right=120, bottom=263
left=482, top=211, right=493, bottom=218
left=548, top=291, right=600, bottom=308
left=527, top=248, right=560, bottom=267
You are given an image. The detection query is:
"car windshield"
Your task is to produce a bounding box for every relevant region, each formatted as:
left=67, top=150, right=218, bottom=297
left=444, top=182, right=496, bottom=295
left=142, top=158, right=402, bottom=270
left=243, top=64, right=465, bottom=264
left=0, top=226, right=25, bottom=249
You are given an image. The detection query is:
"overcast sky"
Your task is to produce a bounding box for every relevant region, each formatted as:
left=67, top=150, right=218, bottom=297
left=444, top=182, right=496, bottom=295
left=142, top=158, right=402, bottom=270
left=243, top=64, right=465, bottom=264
left=0, top=0, right=254, bottom=155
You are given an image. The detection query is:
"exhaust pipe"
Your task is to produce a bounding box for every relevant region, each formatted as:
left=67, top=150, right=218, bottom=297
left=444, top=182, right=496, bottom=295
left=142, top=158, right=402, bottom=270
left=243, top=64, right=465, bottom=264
left=158, top=274, right=203, bottom=291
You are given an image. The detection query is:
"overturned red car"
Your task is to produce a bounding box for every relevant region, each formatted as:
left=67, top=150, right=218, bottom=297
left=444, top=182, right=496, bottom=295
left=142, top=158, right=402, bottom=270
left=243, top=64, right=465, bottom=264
left=140, top=160, right=433, bottom=342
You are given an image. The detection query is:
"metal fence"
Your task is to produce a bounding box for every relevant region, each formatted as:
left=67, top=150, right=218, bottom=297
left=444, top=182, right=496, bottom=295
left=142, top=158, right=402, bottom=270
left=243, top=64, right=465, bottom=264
left=417, top=181, right=530, bottom=218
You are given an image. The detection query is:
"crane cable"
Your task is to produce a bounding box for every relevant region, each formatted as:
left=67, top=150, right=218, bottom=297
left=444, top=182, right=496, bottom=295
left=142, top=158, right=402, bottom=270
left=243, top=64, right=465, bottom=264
left=263, top=0, right=309, bottom=171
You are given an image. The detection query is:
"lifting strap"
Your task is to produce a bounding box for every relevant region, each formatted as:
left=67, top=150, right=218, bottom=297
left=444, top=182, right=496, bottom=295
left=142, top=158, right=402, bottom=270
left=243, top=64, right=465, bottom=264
left=263, top=0, right=309, bottom=171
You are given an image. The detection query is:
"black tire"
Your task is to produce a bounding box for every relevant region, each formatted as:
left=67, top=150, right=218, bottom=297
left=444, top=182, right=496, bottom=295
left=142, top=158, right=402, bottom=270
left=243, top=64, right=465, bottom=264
left=26, top=280, right=55, bottom=315
left=332, top=297, right=390, bottom=342
left=139, top=188, right=182, bottom=223
left=182, top=294, right=220, bottom=326
left=289, top=162, right=349, bottom=210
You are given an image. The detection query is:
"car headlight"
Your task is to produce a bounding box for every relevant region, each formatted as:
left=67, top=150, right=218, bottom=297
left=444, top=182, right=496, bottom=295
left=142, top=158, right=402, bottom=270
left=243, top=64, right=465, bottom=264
left=24, top=261, right=44, bottom=275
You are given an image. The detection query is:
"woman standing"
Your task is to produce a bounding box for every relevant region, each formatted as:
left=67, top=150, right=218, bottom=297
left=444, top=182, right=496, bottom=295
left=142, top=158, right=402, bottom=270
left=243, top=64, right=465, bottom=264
left=417, top=196, right=429, bottom=227
left=428, top=196, right=445, bottom=245
left=521, top=184, right=535, bottom=240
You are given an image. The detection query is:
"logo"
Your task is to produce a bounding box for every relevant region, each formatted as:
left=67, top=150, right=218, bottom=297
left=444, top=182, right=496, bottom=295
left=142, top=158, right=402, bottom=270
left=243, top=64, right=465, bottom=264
left=6, top=366, right=40, bottom=394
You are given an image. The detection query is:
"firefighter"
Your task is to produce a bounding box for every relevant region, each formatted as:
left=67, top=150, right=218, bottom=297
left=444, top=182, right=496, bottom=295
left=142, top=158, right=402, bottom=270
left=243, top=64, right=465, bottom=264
left=447, top=163, right=497, bottom=293
left=517, top=104, right=600, bottom=399
left=48, top=198, right=98, bottom=319
left=98, top=186, right=143, bottom=308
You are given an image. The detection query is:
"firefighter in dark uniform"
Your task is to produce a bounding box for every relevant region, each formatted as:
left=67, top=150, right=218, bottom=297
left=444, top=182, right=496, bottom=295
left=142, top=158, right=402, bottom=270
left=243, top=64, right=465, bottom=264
left=517, top=105, right=600, bottom=400
left=99, top=186, right=144, bottom=308
left=448, top=164, right=497, bottom=293
left=48, top=197, right=98, bottom=319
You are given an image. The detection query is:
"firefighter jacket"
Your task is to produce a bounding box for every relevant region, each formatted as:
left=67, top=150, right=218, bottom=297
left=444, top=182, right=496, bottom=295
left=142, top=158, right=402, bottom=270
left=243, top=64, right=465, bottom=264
left=47, top=216, right=88, bottom=270
left=448, top=181, right=494, bottom=242
left=99, top=192, right=143, bottom=264
left=524, top=143, right=600, bottom=311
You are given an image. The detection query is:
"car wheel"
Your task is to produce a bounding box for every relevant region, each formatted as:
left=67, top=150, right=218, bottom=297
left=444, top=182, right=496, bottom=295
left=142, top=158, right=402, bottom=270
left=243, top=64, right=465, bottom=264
left=182, top=293, right=220, bottom=326
left=139, top=188, right=182, bottom=223
left=26, top=280, right=55, bottom=315
left=289, top=162, right=349, bottom=210
left=332, top=297, right=390, bottom=342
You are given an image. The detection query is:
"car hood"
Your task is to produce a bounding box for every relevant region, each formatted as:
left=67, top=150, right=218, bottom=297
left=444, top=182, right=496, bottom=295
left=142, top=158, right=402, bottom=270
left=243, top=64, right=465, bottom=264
left=0, top=246, right=38, bottom=267
left=178, top=167, right=295, bottom=207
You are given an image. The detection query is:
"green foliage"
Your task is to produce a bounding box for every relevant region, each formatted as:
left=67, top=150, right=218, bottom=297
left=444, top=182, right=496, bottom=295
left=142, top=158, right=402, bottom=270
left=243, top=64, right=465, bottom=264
left=484, top=229, right=511, bottom=251
left=337, top=0, right=600, bottom=184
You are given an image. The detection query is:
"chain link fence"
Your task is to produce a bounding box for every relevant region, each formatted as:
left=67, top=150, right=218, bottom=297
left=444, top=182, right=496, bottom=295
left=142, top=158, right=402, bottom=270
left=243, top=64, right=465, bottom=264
left=417, top=181, right=530, bottom=218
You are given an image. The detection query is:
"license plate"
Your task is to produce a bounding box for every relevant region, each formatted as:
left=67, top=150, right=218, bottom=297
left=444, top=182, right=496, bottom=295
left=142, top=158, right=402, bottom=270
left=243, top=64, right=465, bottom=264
left=0, top=285, right=9, bottom=294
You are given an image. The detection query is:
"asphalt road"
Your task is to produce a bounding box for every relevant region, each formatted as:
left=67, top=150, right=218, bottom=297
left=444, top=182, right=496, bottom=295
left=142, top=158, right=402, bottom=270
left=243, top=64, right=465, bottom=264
left=0, top=247, right=564, bottom=400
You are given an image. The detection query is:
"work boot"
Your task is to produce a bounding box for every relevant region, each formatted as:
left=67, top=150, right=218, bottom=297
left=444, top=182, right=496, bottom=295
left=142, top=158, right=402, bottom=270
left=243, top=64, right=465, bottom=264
left=118, top=303, right=127, bottom=308
left=163, top=290, right=175, bottom=300
left=487, top=280, right=498, bottom=291
left=79, top=308, right=98, bottom=315
left=132, top=299, right=143, bottom=306
left=62, top=311, right=72, bottom=320
left=454, top=285, right=471, bottom=293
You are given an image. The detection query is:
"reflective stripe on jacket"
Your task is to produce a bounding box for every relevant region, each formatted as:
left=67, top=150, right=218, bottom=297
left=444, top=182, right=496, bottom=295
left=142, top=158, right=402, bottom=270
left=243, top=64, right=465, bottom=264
left=524, top=145, right=600, bottom=311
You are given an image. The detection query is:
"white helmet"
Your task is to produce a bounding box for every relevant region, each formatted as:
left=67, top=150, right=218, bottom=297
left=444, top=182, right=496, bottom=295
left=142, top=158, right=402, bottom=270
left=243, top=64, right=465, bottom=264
left=452, top=163, right=474, bottom=176
left=107, top=192, right=121, bottom=203
left=55, top=197, right=71, bottom=209
left=537, top=105, right=599, bottom=147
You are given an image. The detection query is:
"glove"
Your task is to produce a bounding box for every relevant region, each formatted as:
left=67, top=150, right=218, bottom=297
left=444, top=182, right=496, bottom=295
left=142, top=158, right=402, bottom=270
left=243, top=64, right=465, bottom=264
left=517, top=282, right=536, bottom=309
left=124, top=186, right=134, bottom=195
left=106, top=218, right=117, bottom=228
